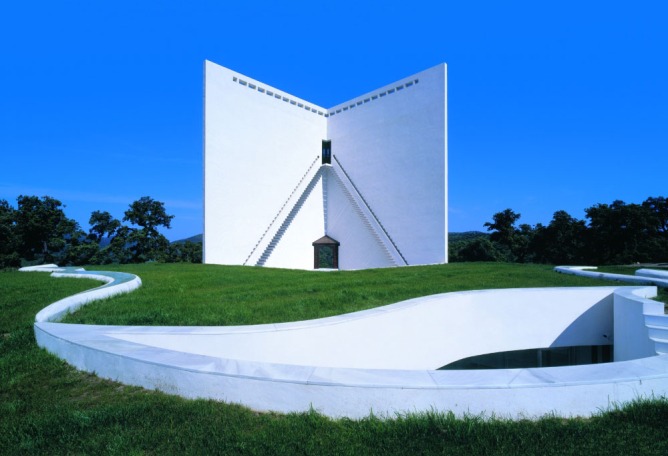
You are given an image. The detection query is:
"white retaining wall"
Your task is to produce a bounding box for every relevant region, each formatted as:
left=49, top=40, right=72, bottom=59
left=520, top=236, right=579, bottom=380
left=30, top=267, right=668, bottom=419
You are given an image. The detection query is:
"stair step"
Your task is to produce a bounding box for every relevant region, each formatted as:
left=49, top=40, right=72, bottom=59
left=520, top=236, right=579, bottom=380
left=653, top=340, right=668, bottom=354
left=645, top=314, right=668, bottom=327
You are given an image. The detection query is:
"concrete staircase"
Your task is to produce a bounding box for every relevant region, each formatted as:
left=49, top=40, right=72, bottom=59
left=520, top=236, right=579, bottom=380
left=645, top=313, right=668, bottom=355
left=244, top=156, right=320, bottom=266
left=326, top=166, right=397, bottom=266
left=256, top=168, right=323, bottom=266
left=331, top=155, right=408, bottom=266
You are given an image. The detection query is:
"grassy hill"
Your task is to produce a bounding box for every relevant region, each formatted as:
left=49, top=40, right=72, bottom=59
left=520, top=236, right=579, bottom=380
left=2, top=263, right=668, bottom=455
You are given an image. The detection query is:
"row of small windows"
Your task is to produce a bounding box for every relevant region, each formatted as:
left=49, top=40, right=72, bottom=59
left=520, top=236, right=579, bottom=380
left=328, top=80, right=418, bottom=117
left=231, top=76, right=419, bottom=118
left=233, top=76, right=326, bottom=116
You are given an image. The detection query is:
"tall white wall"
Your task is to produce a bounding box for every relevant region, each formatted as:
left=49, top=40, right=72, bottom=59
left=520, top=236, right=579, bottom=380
left=327, top=64, right=447, bottom=265
left=264, top=178, right=325, bottom=269
left=204, top=61, right=327, bottom=265
left=324, top=167, right=396, bottom=269
left=204, top=61, right=447, bottom=269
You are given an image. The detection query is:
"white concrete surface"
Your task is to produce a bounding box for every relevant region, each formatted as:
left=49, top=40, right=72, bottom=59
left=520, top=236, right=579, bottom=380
left=203, top=61, right=447, bottom=270
left=28, top=266, right=668, bottom=419
left=19, top=265, right=142, bottom=323
left=555, top=265, right=668, bottom=288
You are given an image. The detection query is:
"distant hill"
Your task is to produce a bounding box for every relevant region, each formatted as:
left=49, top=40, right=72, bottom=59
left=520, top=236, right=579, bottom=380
left=172, top=234, right=203, bottom=244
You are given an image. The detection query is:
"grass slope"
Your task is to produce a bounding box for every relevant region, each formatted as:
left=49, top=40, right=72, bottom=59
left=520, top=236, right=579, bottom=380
left=64, top=262, right=617, bottom=326
left=2, top=264, right=668, bottom=455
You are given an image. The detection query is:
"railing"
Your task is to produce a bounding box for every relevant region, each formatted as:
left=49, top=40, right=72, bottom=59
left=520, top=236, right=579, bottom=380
left=244, top=156, right=320, bottom=266
left=332, top=155, right=408, bottom=265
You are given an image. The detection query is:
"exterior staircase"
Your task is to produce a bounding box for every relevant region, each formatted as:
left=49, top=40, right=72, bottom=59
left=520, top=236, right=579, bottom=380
left=326, top=167, right=397, bottom=266
left=331, top=155, right=408, bottom=266
left=244, top=157, right=320, bottom=266
left=645, top=313, right=668, bottom=355
left=256, top=168, right=323, bottom=266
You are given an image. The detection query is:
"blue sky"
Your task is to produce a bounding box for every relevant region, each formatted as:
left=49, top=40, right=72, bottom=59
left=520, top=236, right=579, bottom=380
left=1, top=1, right=666, bottom=241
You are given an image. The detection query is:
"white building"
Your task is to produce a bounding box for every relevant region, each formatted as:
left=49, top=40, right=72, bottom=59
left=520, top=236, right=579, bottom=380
left=203, top=61, right=447, bottom=270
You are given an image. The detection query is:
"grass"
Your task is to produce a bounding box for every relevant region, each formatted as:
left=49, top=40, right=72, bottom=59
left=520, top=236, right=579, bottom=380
left=2, top=263, right=668, bottom=455
left=63, top=262, right=622, bottom=326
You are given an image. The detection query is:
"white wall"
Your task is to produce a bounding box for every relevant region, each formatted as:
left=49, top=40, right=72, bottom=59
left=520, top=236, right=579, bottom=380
left=324, top=166, right=396, bottom=269
left=264, top=177, right=325, bottom=269
left=204, top=61, right=447, bottom=269
left=614, top=287, right=663, bottom=361
left=204, top=61, right=327, bottom=265
left=34, top=278, right=668, bottom=419
left=327, top=64, right=447, bottom=265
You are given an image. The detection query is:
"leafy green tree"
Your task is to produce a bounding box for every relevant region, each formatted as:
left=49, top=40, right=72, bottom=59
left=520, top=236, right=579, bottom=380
left=483, top=209, right=534, bottom=262
left=165, top=241, right=203, bottom=263
left=14, top=195, right=81, bottom=263
left=88, top=210, right=121, bottom=243
left=122, top=196, right=174, bottom=262
left=0, top=199, right=20, bottom=268
left=642, top=196, right=668, bottom=234
left=452, top=237, right=508, bottom=262
left=484, top=209, right=521, bottom=247
left=531, top=210, right=587, bottom=264
left=585, top=200, right=658, bottom=264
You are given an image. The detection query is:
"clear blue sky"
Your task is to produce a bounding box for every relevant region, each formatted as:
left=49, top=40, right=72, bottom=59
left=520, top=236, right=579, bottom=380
left=1, top=1, right=666, bottom=241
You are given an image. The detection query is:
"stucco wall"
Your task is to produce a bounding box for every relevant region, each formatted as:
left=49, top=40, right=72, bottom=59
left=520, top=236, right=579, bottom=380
left=327, top=64, right=447, bottom=265
left=614, top=287, right=663, bottom=361
left=204, top=61, right=447, bottom=269
left=203, top=61, right=327, bottom=266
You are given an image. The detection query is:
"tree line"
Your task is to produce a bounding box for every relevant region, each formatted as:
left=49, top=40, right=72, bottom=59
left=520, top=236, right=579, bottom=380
left=4, top=194, right=666, bottom=269
left=450, top=196, right=668, bottom=265
left=0, top=195, right=201, bottom=268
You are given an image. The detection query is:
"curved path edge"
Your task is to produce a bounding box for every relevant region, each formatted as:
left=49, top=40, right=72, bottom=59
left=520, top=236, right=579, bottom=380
left=24, top=265, right=668, bottom=419
left=555, top=265, right=668, bottom=288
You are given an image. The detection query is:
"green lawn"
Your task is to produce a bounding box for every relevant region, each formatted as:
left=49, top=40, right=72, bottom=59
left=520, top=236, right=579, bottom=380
left=2, top=263, right=668, bottom=455
left=63, top=262, right=625, bottom=326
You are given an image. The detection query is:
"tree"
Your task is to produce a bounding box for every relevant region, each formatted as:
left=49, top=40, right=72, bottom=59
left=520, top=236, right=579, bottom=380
left=484, top=209, right=521, bottom=247
left=0, top=199, right=20, bottom=268
left=452, top=237, right=508, bottom=262
left=122, top=197, right=174, bottom=262
left=88, top=210, right=121, bottom=243
left=531, top=210, right=586, bottom=264
left=642, top=196, right=668, bottom=234
left=585, top=200, right=658, bottom=264
left=14, top=195, right=81, bottom=263
left=483, top=209, right=533, bottom=262
left=165, top=241, right=203, bottom=263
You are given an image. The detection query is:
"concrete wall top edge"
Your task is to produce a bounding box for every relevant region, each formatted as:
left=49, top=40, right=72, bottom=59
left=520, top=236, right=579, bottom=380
left=206, top=59, right=446, bottom=118
left=205, top=60, right=328, bottom=113
left=326, top=63, right=446, bottom=114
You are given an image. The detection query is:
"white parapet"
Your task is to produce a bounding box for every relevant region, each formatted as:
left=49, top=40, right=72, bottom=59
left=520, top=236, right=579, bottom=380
left=30, top=266, right=668, bottom=419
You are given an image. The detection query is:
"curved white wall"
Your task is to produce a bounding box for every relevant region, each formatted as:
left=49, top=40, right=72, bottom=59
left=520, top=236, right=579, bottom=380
left=29, top=266, right=668, bottom=419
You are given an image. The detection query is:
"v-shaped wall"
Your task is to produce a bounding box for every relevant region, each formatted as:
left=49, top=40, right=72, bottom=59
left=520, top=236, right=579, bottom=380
left=204, top=61, right=447, bottom=270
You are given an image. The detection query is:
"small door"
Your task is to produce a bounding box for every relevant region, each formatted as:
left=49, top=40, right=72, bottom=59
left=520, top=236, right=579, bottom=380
left=312, top=235, right=340, bottom=269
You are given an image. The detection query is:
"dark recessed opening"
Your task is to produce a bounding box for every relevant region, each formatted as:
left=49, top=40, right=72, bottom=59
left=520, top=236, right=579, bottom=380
left=322, top=140, right=332, bottom=165
left=438, top=345, right=613, bottom=370
left=313, top=235, right=339, bottom=269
